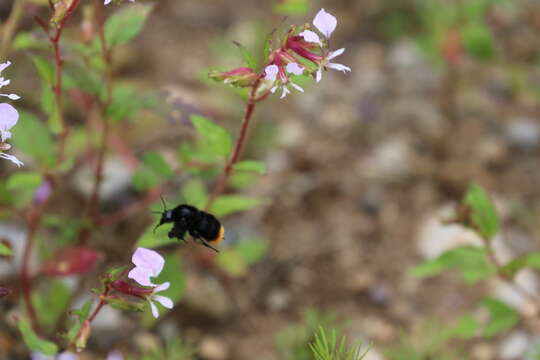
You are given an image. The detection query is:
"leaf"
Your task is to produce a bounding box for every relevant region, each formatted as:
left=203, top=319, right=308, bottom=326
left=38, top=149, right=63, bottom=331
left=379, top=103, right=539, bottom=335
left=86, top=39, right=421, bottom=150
left=501, top=252, right=540, bottom=277
left=31, top=55, right=54, bottom=84
left=180, top=179, right=208, bottom=209
left=463, top=183, right=499, bottom=240
left=217, top=249, right=248, bottom=277
left=274, top=0, right=310, bottom=15
left=6, top=172, right=42, bottom=191
left=71, top=300, right=93, bottom=323
left=11, top=111, right=55, bottom=166
left=32, top=280, right=71, bottom=329
left=136, top=221, right=176, bottom=248
left=410, top=246, right=494, bottom=284
left=17, top=319, right=58, bottom=355
left=191, top=115, right=233, bottom=159
left=447, top=314, right=478, bottom=339
left=0, top=242, right=13, bottom=256
left=12, top=32, right=45, bottom=50
left=210, top=195, right=263, bottom=217
left=233, top=160, right=266, bottom=174
left=236, top=238, right=267, bottom=264
left=132, top=167, right=159, bottom=192
left=105, top=4, right=153, bottom=47
left=481, top=297, right=519, bottom=337
left=142, top=152, right=173, bottom=179
left=462, top=22, right=495, bottom=61
left=233, top=41, right=258, bottom=69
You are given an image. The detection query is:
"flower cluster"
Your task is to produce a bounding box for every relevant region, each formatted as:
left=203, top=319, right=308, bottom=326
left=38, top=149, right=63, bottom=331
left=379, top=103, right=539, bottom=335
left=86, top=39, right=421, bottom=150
left=211, top=8, right=351, bottom=99
left=112, top=247, right=173, bottom=318
left=0, top=61, right=22, bottom=167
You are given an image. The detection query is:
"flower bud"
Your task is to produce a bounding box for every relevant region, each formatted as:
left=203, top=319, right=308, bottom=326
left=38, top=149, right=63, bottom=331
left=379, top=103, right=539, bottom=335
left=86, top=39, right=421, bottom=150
left=105, top=294, right=146, bottom=312
left=0, top=286, right=11, bottom=298
left=41, top=246, right=99, bottom=277
left=111, top=280, right=153, bottom=298
left=209, top=67, right=258, bottom=87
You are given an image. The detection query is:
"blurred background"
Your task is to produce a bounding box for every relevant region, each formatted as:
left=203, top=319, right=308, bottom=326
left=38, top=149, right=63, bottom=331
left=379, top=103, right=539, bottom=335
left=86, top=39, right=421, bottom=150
left=2, top=0, right=540, bottom=359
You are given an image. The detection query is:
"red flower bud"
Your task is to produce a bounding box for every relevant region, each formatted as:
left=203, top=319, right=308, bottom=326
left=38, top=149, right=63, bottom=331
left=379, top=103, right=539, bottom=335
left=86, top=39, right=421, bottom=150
left=286, top=36, right=323, bottom=63
left=0, top=286, right=11, bottom=298
left=41, top=246, right=99, bottom=277
left=209, top=67, right=258, bottom=87
left=111, top=280, right=153, bottom=298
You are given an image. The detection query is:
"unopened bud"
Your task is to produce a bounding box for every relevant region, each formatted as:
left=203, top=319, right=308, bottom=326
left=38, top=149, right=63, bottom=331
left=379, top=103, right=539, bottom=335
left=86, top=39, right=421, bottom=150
left=111, top=280, right=153, bottom=298
left=0, top=286, right=11, bottom=298
left=106, top=294, right=146, bottom=312
left=41, top=246, right=99, bottom=277
left=209, top=67, right=258, bottom=87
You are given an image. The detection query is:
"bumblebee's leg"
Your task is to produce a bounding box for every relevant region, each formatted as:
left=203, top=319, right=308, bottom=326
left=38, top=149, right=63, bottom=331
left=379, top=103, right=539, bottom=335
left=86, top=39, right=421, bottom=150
left=168, top=225, right=187, bottom=241
left=201, top=240, right=219, bottom=253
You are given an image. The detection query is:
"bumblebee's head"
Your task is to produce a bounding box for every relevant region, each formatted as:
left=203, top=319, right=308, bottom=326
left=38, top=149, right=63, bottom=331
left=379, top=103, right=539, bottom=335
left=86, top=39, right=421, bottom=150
left=154, top=210, right=173, bottom=233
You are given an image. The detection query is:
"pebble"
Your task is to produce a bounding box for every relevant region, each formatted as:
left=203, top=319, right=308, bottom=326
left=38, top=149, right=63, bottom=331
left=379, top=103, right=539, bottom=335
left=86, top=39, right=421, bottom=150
left=505, top=118, right=540, bottom=150
left=499, top=331, right=530, bottom=359
left=199, top=336, right=229, bottom=360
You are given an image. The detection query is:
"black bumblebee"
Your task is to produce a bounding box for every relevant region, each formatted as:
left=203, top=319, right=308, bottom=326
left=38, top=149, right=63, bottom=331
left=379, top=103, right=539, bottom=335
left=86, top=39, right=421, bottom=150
left=153, top=200, right=224, bottom=253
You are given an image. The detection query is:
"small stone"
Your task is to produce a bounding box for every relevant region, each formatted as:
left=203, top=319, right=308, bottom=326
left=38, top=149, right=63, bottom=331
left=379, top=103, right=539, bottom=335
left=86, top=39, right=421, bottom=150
left=472, top=342, right=495, bottom=360
left=499, top=331, right=530, bottom=359
left=266, top=289, right=292, bottom=311
left=199, top=336, right=229, bottom=360
left=505, top=118, right=540, bottom=150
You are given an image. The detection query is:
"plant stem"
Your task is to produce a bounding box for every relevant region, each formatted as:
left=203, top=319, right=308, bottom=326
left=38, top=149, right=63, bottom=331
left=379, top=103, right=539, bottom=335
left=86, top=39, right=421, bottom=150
left=206, top=75, right=265, bottom=210
left=86, top=0, right=114, bottom=222
left=0, top=0, right=25, bottom=60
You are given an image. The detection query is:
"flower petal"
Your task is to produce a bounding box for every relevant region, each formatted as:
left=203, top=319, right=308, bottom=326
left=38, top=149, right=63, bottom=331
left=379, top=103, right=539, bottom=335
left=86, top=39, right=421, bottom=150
left=280, top=86, right=290, bottom=99
left=291, top=83, right=304, bottom=92
left=270, top=86, right=278, bottom=93
left=128, top=266, right=154, bottom=287
left=328, top=48, right=345, bottom=60
left=299, top=30, right=321, bottom=45
left=0, top=61, right=11, bottom=74
left=313, top=8, right=337, bottom=39
left=154, top=281, right=170, bottom=293
left=131, top=248, right=164, bottom=277
left=0, top=103, right=19, bottom=134
left=264, top=65, right=279, bottom=81
left=106, top=350, right=124, bottom=360
left=104, top=0, right=112, bottom=4
left=153, top=295, right=174, bottom=309
left=316, top=68, right=323, bottom=83
left=286, top=62, right=304, bottom=76
left=0, top=153, right=23, bottom=167
left=57, top=352, right=78, bottom=360
left=149, top=299, right=160, bottom=318
left=327, top=62, right=351, bottom=73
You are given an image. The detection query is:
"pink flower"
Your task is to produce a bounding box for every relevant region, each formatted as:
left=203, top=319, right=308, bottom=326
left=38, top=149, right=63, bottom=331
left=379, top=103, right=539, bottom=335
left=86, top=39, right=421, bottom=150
left=0, top=61, right=23, bottom=167
left=296, top=9, right=351, bottom=83
left=127, top=248, right=173, bottom=318
left=104, top=0, right=134, bottom=5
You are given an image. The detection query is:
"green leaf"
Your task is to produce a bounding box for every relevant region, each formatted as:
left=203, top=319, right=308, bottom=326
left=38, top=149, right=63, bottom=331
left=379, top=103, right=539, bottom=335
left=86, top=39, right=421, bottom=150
left=481, top=297, right=519, bottom=337
left=40, top=82, right=55, bottom=115
left=447, top=314, right=478, bottom=339
left=31, top=56, right=54, bottom=84
left=6, top=172, right=42, bottom=191
left=463, top=183, right=499, bottom=239
left=191, top=115, right=233, bottom=159
left=180, top=179, right=208, bottom=209
left=17, top=319, right=58, bottom=355
left=136, top=221, right=176, bottom=248
left=105, top=4, right=153, bottom=47
left=501, top=252, right=540, bottom=277
left=236, top=238, right=267, bottom=264
left=11, top=111, right=55, bottom=166
left=234, top=41, right=257, bottom=69
left=32, top=280, right=71, bottom=330
left=107, top=296, right=145, bottom=312
left=12, top=32, right=45, bottom=50
left=0, top=242, right=13, bottom=256
left=217, top=249, right=247, bottom=277
left=233, top=160, right=266, bottom=174
left=462, top=22, right=495, bottom=61
left=132, top=167, right=159, bottom=192
left=410, top=246, right=494, bottom=284
left=142, top=152, right=173, bottom=179
left=71, top=300, right=93, bottom=323
left=210, top=195, right=262, bottom=217
left=274, top=0, right=310, bottom=15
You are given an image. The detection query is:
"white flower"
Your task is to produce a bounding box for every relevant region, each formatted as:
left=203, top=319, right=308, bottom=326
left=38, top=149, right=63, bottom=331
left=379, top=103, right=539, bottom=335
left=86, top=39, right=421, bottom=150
left=265, top=63, right=305, bottom=99
left=147, top=281, right=174, bottom=318
left=316, top=48, right=351, bottom=83
left=0, top=61, right=20, bottom=100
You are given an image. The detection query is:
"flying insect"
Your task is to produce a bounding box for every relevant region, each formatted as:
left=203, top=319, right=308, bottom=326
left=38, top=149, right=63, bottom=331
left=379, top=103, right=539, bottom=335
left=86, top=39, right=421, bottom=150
left=153, top=199, right=224, bottom=253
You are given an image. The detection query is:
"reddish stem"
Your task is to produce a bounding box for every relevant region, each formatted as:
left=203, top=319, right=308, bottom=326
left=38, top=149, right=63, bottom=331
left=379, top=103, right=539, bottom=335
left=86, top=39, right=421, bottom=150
left=206, top=75, right=265, bottom=210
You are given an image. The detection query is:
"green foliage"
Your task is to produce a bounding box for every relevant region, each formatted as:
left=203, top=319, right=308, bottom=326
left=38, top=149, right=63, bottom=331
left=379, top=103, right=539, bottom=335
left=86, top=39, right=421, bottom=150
left=65, top=300, right=93, bottom=343
left=0, top=242, right=13, bottom=256
left=6, top=171, right=42, bottom=207
left=309, top=327, right=369, bottom=360
left=410, top=246, right=494, bottom=284
left=462, top=22, right=495, bottom=60
left=274, top=0, right=310, bottom=15
left=210, top=195, right=263, bottom=217
left=233, top=160, right=266, bottom=174
left=481, top=297, right=519, bottom=337
left=32, top=280, right=72, bottom=331
left=191, top=115, right=233, bottom=160
left=105, top=4, right=154, bottom=47
left=11, top=111, right=55, bottom=167
left=142, top=152, right=174, bottom=179
left=141, top=337, right=195, bottom=360
left=12, top=32, right=45, bottom=50
left=132, top=152, right=172, bottom=191
left=501, top=252, right=540, bottom=277
left=217, top=237, right=267, bottom=277
left=31, top=55, right=54, bottom=84
left=234, top=41, right=258, bottom=70
left=136, top=220, right=174, bottom=248
left=180, top=178, right=208, bottom=209
left=17, top=319, right=58, bottom=356
left=463, top=183, right=500, bottom=239
left=106, top=85, right=159, bottom=123
left=276, top=309, right=339, bottom=360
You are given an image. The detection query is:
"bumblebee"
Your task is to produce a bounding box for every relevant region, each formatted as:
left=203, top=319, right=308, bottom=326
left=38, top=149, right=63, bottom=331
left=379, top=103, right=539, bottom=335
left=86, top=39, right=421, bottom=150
left=154, top=201, right=224, bottom=253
